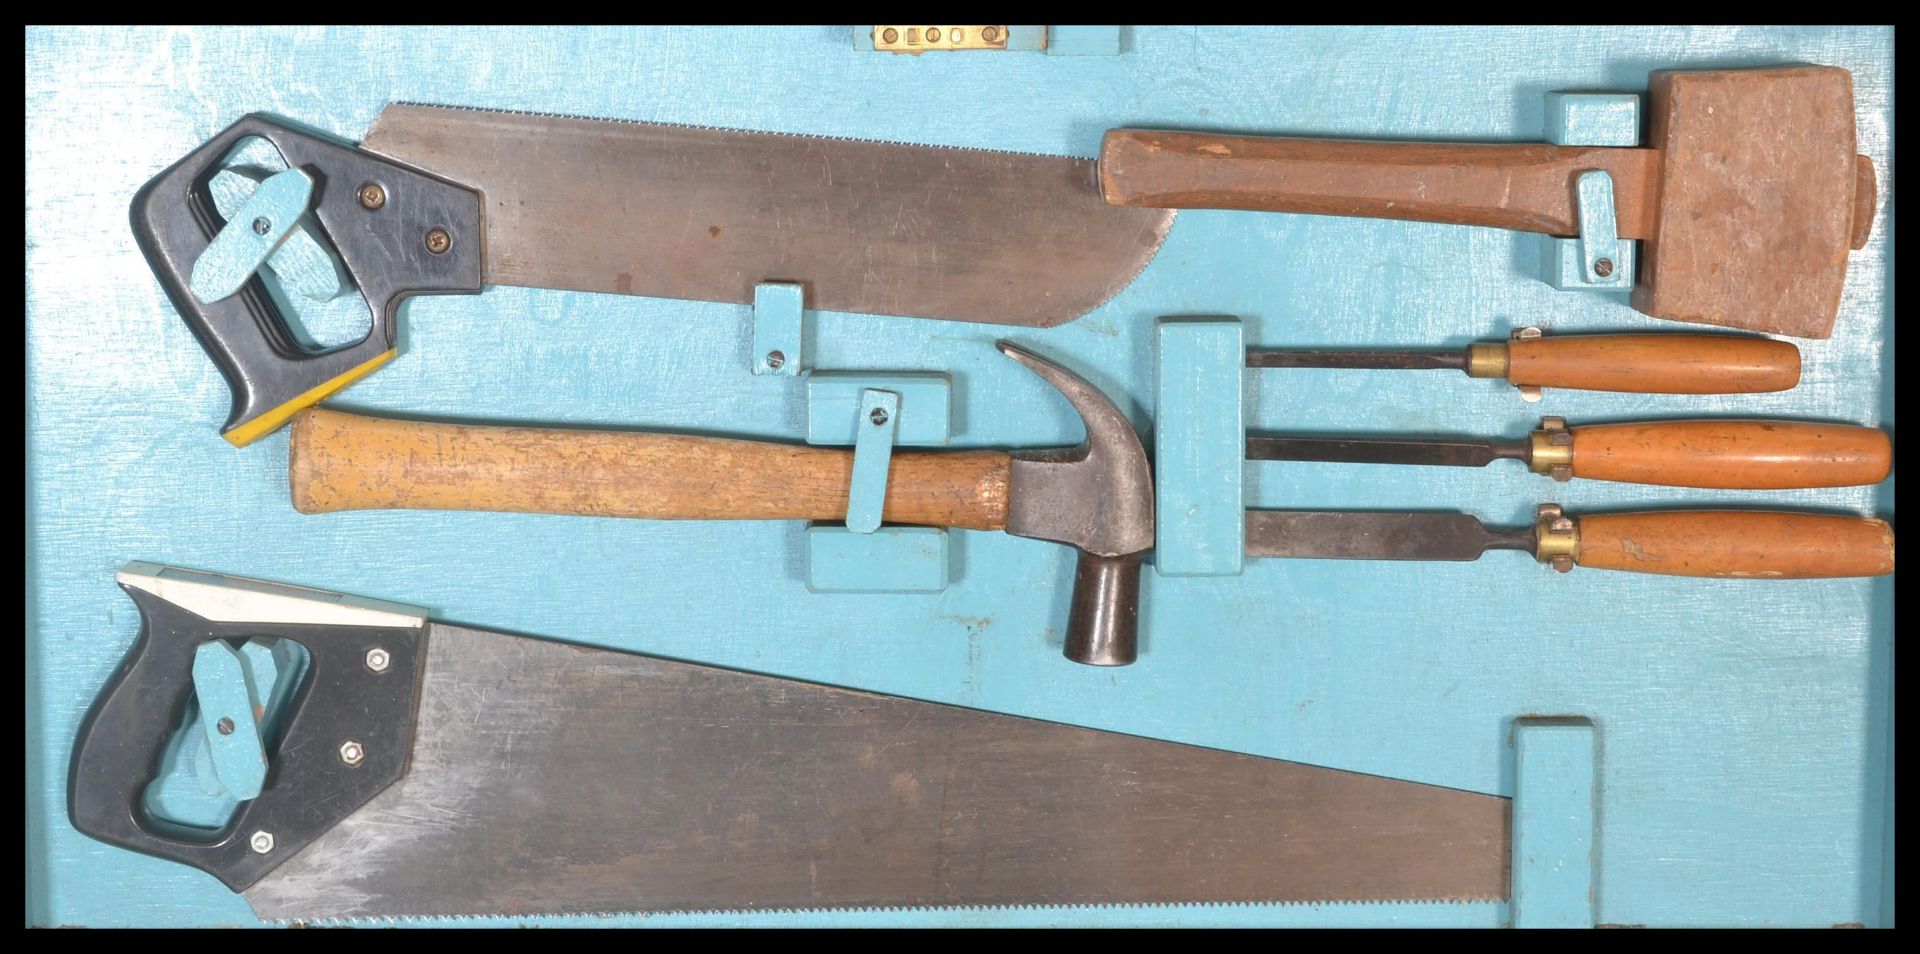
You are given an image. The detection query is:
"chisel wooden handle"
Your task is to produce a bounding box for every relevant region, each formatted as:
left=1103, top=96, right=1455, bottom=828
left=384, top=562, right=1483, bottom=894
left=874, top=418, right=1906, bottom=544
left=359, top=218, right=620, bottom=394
left=1572, top=511, right=1893, bottom=578
left=1099, top=130, right=1662, bottom=237
left=1479, top=334, right=1799, bottom=393
left=1557, top=420, right=1891, bottom=489
left=290, top=408, right=1012, bottom=530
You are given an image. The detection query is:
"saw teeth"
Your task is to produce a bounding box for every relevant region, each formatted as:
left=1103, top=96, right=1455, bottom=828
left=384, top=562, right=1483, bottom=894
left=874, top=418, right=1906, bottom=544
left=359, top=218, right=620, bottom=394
left=384, top=101, right=1096, bottom=161
left=268, top=896, right=1510, bottom=925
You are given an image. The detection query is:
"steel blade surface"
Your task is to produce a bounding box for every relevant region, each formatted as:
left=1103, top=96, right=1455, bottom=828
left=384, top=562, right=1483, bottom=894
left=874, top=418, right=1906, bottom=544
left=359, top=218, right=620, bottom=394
left=1246, top=511, right=1530, bottom=562
left=362, top=104, right=1174, bottom=327
left=245, top=624, right=1509, bottom=919
left=1247, top=436, right=1510, bottom=469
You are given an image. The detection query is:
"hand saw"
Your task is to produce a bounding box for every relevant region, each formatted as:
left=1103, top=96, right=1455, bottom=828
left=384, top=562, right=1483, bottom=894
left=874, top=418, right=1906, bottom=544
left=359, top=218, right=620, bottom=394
left=133, top=106, right=1176, bottom=446
left=71, top=563, right=1510, bottom=920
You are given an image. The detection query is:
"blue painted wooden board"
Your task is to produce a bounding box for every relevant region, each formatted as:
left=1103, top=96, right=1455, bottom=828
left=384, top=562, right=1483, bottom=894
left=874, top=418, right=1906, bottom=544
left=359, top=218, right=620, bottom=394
left=24, top=26, right=1892, bottom=927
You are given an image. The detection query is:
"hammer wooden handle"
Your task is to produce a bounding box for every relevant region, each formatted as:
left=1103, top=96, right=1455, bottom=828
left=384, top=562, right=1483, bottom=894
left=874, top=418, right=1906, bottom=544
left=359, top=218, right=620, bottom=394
left=1575, top=511, right=1893, bottom=578
left=1567, top=421, right=1891, bottom=489
left=1496, top=334, right=1800, bottom=394
left=290, top=408, right=1012, bottom=530
left=1099, top=131, right=1662, bottom=238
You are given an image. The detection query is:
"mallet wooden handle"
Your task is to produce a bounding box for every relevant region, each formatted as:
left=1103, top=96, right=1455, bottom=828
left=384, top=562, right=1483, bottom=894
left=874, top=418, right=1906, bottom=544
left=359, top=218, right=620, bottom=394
left=1099, top=131, right=1663, bottom=238
left=1573, top=512, right=1893, bottom=578
left=290, top=408, right=1012, bottom=530
left=1484, top=334, right=1800, bottom=393
left=1564, top=421, right=1891, bottom=489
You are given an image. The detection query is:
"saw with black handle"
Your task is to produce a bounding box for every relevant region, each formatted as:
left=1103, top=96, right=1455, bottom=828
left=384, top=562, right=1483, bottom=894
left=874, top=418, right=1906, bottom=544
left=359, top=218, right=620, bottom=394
left=70, top=563, right=1511, bottom=920
left=134, top=106, right=1174, bottom=445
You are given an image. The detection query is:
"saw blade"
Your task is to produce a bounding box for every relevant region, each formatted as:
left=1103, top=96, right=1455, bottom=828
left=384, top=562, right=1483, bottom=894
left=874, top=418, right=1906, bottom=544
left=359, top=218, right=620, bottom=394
left=360, top=104, right=1175, bottom=328
left=243, top=624, right=1509, bottom=920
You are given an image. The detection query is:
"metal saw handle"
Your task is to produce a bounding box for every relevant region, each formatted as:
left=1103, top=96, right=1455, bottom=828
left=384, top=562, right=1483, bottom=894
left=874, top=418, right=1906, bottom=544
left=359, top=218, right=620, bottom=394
left=131, top=114, right=482, bottom=446
left=289, top=407, right=1014, bottom=530
left=68, top=565, right=427, bottom=891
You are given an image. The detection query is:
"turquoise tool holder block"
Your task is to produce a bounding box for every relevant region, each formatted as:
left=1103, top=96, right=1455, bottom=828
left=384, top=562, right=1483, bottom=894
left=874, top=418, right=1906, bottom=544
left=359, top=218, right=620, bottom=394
left=806, top=526, right=950, bottom=594
left=804, top=372, right=953, bottom=592
left=806, top=373, right=952, bottom=446
left=1153, top=317, right=1245, bottom=577
left=751, top=282, right=805, bottom=375
left=1512, top=718, right=1599, bottom=929
left=1540, top=92, right=1639, bottom=292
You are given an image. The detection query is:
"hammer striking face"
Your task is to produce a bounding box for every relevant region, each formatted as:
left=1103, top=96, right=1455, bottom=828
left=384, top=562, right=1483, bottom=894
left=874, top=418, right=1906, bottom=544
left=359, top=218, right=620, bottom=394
left=287, top=342, right=1155, bottom=666
left=1100, top=65, right=1876, bottom=339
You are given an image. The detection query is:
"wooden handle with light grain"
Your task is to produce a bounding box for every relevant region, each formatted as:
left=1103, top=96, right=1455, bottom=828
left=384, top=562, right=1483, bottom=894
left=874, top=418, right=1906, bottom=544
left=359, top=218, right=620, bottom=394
left=1574, top=511, right=1893, bottom=578
left=1099, top=130, right=1662, bottom=237
left=289, top=408, right=1012, bottom=530
left=1504, top=334, right=1800, bottom=394
left=1567, top=421, right=1891, bottom=489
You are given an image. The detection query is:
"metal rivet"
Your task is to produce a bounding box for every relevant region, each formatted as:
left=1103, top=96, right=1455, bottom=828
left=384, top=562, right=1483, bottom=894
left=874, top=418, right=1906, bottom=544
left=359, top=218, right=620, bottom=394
left=1551, top=555, right=1575, bottom=573
left=765, top=350, right=786, bottom=370
left=869, top=407, right=890, bottom=426
left=424, top=227, right=452, bottom=255
left=365, top=647, right=391, bottom=673
left=1593, top=258, right=1614, bottom=278
left=881, top=27, right=899, bottom=43
left=216, top=716, right=236, bottom=736
left=251, top=217, right=271, bottom=236
left=1550, top=517, right=1575, bottom=533
left=249, top=830, right=275, bottom=854
left=981, top=26, right=1001, bottom=42
left=358, top=182, right=387, bottom=210
left=926, top=27, right=941, bottom=42
left=339, top=740, right=366, bottom=767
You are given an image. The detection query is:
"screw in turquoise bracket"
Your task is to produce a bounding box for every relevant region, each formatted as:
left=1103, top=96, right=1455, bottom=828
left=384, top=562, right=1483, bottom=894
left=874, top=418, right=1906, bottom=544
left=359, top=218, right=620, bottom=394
left=804, top=373, right=953, bottom=593
left=188, top=167, right=318, bottom=304
left=1153, top=317, right=1245, bottom=577
left=208, top=167, right=346, bottom=302
left=845, top=389, right=901, bottom=534
left=1540, top=92, right=1638, bottom=292
left=752, top=282, right=806, bottom=376
left=1511, top=717, right=1599, bottom=928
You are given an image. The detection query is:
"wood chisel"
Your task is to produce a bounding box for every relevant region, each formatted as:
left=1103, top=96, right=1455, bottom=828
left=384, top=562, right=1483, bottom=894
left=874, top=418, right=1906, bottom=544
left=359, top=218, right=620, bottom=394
left=1246, top=508, right=1894, bottom=577
left=1247, top=332, right=1801, bottom=396
left=1248, top=419, right=1892, bottom=489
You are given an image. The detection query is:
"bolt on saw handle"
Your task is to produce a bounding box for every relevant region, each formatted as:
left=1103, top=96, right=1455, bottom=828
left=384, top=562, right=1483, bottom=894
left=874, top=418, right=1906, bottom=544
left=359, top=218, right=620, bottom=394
left=131, top=114, right=482, bottom=446
left=68, top=563, right=428, bottom=891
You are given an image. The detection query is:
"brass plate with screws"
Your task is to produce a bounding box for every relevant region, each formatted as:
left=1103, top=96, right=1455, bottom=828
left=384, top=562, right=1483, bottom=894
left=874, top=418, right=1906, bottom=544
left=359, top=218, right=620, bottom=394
left=874, top=25, right=1015, bottom=52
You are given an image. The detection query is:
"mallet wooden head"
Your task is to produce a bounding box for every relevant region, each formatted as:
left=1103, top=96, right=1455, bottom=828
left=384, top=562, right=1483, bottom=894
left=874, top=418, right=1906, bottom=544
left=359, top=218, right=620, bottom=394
left=1633, top=66, right=1875, bottom=339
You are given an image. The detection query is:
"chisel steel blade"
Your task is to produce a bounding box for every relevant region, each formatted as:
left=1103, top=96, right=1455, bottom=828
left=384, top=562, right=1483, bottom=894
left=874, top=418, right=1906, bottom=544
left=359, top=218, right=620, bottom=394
left=243, top=624, right=1510, bottom=919
left=361, top=104, right=1176, bottom=327
left=1245, top=511, right=1534, bottom=562
left=1248, top=436, right=1517, bottom=469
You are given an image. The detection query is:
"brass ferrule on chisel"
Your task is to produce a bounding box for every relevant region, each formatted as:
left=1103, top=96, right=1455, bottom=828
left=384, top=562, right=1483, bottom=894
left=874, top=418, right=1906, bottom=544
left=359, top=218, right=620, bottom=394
left=1464, top=341, right=1510, bottom=379
left=1526, top=417, right=1575, bottom=480
left=1533, top=504, right=1581, bottom=572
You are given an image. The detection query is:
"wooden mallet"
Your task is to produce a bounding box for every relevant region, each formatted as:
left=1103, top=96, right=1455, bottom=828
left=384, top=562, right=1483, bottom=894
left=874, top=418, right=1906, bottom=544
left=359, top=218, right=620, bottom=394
left=1101, top=66, right=1877, bottom=339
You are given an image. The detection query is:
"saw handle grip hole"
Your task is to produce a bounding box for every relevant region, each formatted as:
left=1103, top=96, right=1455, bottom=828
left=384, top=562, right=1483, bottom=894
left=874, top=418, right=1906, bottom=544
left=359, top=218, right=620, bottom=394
left=139, top=636, right=310, bottom=836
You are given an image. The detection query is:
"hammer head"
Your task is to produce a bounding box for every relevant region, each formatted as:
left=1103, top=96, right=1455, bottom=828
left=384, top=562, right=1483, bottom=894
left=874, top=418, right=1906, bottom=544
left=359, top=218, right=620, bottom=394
left=995, top=341, right=1155, bottom=666
left=1634, top=66, right=1876, bottom=339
